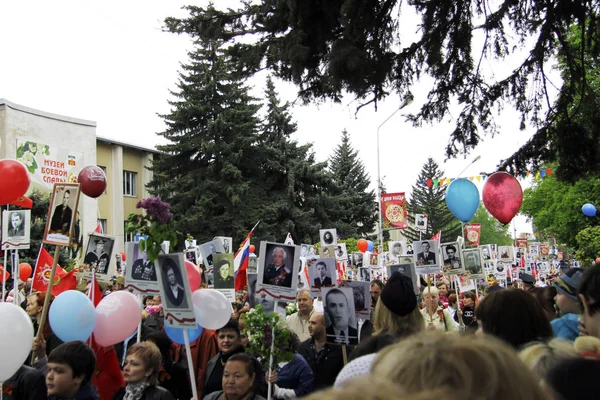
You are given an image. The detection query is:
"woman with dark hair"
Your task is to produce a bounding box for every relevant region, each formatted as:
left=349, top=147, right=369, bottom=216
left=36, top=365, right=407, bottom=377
left=476, top=288, right=553, bottom=349
left=204, top=353, right=266, bottom=400
left=145, top=332, right=192, bottom=400
left=530, top=286, right=558, bottom=322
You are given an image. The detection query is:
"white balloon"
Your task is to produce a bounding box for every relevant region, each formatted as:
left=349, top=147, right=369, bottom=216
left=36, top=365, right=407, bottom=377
left=0, top=302, right=34, bottom=381
left=192, top=289, right=233, bottom=330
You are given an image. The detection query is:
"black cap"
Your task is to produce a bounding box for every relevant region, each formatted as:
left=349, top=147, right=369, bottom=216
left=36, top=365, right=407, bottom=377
left=487, top=285, right=504, bottom=294
left=520, top=272, right=535, bottom=285
left=380, top=272, right=417, bottom=317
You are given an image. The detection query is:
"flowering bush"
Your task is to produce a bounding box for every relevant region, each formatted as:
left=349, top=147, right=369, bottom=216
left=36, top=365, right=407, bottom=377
left=241, top=305, right=294, bottom=369
left=125, top=197, right=179, bottom=261
left=285, top=302, right=298, bottom=316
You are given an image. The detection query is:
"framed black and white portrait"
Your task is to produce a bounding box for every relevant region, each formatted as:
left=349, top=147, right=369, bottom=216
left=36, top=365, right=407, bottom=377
left=413, top=240, right=441, bottom=275
left=339, top=280, right=371, bottom=320
left=441, top=241, right=463, bottom=275
left=309, top=257, right=337, bottom=296
left=478, top=245, right=492, bottom=262
left=2, top=209, right=31, bottom=250
left=319, top=245, right=335, bottom=258
left=494, top=261, right=508, bottom=278
left=185, top=248, right=199, bottom=265
left=358, top=266, right=371, bottom=282
left=387, top=256, right=418, bottom=295
left=322, top=287, right=358, bottom=345
left=156, top=253, right=196, bottom=328
left=257, top=242, right=300, bottom=301
left=43, top=183, right=81, bottom=246
left=387, top=240, right=406, bottom=263
left=462, top=248, right=484, bottom=277
left=81, top=233, right=115, bottom=282
left=213, top=253, right=235, bottom=301
left=352, top=252, right=363, bottom=268
left=415, top=214, right=428, bottom=232
left=125, top=241, right=160, bottom=294
left=199, top=239, right=224, bottom=269
left=248, top=273, right=287, bottom=317
left=335, top=243, right=348, bottom=261
left=320, top=229, right=337, bottom=247
left=215, top=236, right=233, bottom=254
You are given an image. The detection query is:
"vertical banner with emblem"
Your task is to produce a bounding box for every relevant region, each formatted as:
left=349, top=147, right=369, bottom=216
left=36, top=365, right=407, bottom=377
left=381, top=193, right=408, bottom=229
left=516, top=238, right=528, bottom=250
left=464, top=224, right=481, bottom=247
left=540, top=243, right=550, bottom=259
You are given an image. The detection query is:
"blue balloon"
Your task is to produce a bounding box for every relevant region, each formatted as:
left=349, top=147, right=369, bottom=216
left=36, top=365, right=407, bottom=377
left=49, top=290, right=96, bottom=342
left=165, top=323, right=203, bottom=345
left=582, top=203, right=597, bottom=217
left=367, top=240, right=374, bottom=252
left=445, top=178, right=480, bottom=222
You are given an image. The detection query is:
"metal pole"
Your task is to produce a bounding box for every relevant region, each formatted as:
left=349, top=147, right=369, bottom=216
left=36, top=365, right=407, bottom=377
left=376, top=95, right=414, bottom=254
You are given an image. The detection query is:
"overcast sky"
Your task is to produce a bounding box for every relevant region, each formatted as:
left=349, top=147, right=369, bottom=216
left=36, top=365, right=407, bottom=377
left=1, top=0, right=554, bottom=235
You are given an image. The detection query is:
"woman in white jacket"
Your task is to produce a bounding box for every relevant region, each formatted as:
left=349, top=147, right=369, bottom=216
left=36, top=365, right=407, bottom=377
left=420, top=286, right=459, bottom=332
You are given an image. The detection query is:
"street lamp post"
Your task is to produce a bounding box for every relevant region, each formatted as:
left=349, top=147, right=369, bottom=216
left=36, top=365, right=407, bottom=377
left=376, top=95, right=414, bottom=254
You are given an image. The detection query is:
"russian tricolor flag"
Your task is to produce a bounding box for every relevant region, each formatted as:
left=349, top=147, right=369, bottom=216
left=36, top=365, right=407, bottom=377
left=234, top=221, right=260, bottom=291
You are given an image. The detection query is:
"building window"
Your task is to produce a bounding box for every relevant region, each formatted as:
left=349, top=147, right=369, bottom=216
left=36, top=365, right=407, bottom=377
left=124, top=221, right=135, bottom=242
left=97, top=219, right=107, bottom=234
left=97, top=166, right=107, bottom=194
left=123, top=171, right=137, bottom=197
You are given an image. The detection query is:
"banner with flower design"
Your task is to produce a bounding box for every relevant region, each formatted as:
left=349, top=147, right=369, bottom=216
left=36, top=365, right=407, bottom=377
left=381, top=192, right=408, bottom=229
left=16, top=138, right=81, bottom=190
left=464, top=224, right=481, bottom=247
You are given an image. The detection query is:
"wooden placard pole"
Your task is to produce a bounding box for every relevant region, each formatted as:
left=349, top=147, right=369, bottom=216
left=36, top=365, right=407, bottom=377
left=183, top=329, right=198, bottom=400
left=342, top=344, right=348, bottom=365
left=31, top=245, right=61, bottom=363
left=1, top=251, right=7, bottom=301
left=454, top=275, right=464, bottom=328
left=267, top=300, right=278, bottom=400
left=137, top=294, right=143, bottom=343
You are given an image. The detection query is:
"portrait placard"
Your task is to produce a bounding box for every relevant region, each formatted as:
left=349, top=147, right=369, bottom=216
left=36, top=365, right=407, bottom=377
left=156, top=253, right=196, bottom=328
left=413, top=240, right=441, bottom=275
left=457, top=275, right=476, bottom=293
left=387, top=240, right=406, bottom=263
left=462, top=248, right=484, bottom=277
left=351, top=252, right=363, bottom=268
left=319, top=245, right=335, bottom=258
left=358, top=267, right=371, bottom=282
left=335, top=243, right=348, bottom=261
left=441, top=241, right=464, bottom=275
left=2, top=209, right=31, bottom=250
left=479, top=245, right=492, bottom=262
left=124, top=241, right=160, bottom=294
left=322, top=287, right=359, bottom=345
left=387, top=256, right=418, bottom=295
left=257, top=242, right=300, bottom=301
left=495, top=261, right=509, bottom=278
left=43, top=183, right=81, bottom=246
left=308, top=257, right=337, bottom=297
left=185, top=248, right=199, bottom=266
left=320, top=229, right=337, bottom=246
left=415, top=214, right=428, bottom=232
left=199, top=239, right=224, bottom=269
left=213, top=253, right=235, bottom=301
left=300, top=244, right=316, bottom=258
left=498, top=246, right=514, bottom=262
left=248, top=272, right=287, bottom=317
left=339, top=280, right=371, bottom=320
left=215, top=236, right=233, bottom=254
left=80, top=233, right=115, bottom=282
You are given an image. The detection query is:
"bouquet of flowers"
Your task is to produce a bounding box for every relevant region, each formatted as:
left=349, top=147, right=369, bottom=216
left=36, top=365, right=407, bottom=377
left=241, top=305, right=294, bottom=369
left=285, top=302, right=298, bottom=316
left=125, top=197, right=179, bottom=261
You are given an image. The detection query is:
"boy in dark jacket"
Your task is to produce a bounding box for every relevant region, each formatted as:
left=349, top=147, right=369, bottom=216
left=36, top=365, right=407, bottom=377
left=45, top=341, right=100, bottom=400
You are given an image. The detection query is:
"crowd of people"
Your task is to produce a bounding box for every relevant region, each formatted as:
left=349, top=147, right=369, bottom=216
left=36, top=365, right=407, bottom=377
left=2, top=258, right=600, bottom=400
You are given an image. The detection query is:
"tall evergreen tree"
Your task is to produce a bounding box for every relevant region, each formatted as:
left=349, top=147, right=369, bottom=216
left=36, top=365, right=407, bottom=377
left=405, top=158, right=461, bottom=242
left=256, top=76, right=335, bottom=244
left=328, top=129, right=377, bottom=238
left=149, top=40, right=262, bottom=244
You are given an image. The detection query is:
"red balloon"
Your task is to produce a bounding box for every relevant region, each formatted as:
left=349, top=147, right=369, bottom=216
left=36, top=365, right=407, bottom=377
left=249, top=244, right=256, bottom=254
left=185, top=260, right=202, bottom=290
left=0, top=159, right=30, bottom=204
left=120, top=251, right=126, bottom=262
left=19, top=262, right=32, bottom=281
left=595, top=257, right=600, bottom=265
left=482, top=172, right=523, bottom=225
left=77, top=165, right=107, bottom=198
left=357, top=238, right=368, bottom=253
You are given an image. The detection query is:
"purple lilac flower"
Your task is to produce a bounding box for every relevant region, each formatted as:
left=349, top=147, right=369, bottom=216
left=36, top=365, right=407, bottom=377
left=137, top=197, right=173, bottom=223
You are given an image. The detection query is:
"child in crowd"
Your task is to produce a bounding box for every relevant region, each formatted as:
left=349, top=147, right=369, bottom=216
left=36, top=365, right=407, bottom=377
left=45, top=341, right=100, bottom=400
left=552, top=268, right=583, bottom=340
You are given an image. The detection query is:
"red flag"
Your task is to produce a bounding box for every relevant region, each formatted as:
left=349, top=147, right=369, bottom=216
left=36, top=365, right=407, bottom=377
left=32, top=247, right=76, bottom=296
left=91, top=337, right=125, bottom=400
left=94, top=224, right=102, bottom=234
left=430, top=231, right=442, bottom=241
left=9, top=195, right=33, bottom=209
left=89, top=277, right=103, bottom=307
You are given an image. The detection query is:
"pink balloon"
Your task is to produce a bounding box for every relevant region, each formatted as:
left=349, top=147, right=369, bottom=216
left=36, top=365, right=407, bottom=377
left=93, top=291, right=141, bottom=347
left=482, top=172, right=523, bottom=225
left=186, top=260, right=202, bottom=290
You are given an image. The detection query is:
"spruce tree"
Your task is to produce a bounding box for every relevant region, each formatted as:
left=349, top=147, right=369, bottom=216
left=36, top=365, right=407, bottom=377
left=149, top=40, right=262, bottom=244
left=328, top=129, right=377, bottom=238
left=256, top=76, right=335, bottom=244
left=405, top=158, right=461, bottom=242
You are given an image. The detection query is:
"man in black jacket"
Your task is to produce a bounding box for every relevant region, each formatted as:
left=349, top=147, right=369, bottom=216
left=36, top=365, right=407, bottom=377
left=297, top=312, right=344, bottom=390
